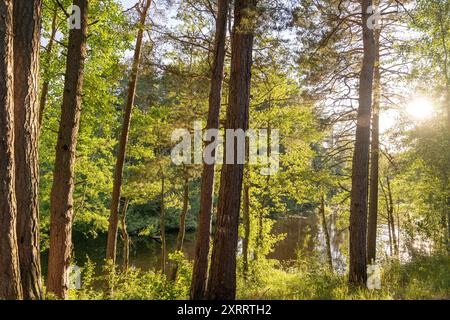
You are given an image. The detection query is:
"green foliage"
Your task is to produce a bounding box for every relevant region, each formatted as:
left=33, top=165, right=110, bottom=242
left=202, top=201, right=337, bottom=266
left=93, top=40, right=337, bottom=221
left=35, top=0, right=450, bottom=302
left=69, top=253, right=192, bottom=300
left=383, top=254, right=450, bottom=300
left=39, top=0, right=134, bottom=238
left=237, top=254, right=450, bottom=300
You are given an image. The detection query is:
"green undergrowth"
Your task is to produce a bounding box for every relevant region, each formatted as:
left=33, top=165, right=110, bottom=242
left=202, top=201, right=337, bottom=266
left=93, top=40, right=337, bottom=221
left=57, top=253, right=449, bottom=300
left=237, top=254, right=449, bottom=300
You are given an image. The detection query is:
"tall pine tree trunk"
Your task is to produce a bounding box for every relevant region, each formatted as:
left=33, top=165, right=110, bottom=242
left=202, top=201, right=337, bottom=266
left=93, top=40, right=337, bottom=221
left=190, top=0, right=228, bottom=300
left=320, top=193, right=333, bottom=270
left=120, top=199, right=130, bottom=273
left=386, top=176, right=398, bottom=256
left=380, top=177, right=393, bottom=255
left=206, top=0, right=256, bottom=300
left=47, top=0, right=88, bottom=299
left=367, top=28, right=381, bottom=265
left=38, top=5, right=58, bottom=128
left=242, top=167, right=250, bottom=279
left=349, top=0, right=376, bottom=286
left=106, top=0, right=152, bottom=264
left=0, top=0, right=23, bottom=300
left=13, top=0, right=43, bottom=300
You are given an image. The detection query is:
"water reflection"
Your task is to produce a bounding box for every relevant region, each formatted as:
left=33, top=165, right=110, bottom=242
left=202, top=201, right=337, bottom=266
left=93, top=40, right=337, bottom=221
left=40, top=214, right=421, bottom=279
left=60, top=214, right=349, bottom=273
left=269, top=214, right=348, bottom=272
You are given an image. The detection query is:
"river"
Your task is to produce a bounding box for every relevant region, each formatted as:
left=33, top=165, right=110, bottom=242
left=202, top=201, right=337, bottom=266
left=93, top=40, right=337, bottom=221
left=41, top=214, right=348, bottom=274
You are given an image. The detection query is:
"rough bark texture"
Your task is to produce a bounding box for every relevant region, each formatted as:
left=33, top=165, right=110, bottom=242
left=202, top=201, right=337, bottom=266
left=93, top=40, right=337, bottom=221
left=367, top=28, right=381, bottom=265
left=38, top=5, right=57, bottom=129
left=349, top=0, right=376, bottom=286
left=206, top=0, right=256, bottom=300
left=47, top=0, right=88, bottom=300
left=120, top=199, right=130, bottom=273
left=190, top=0, right=228, bottom=300
left=0, top=0, right=23, bottom=300
left=106, top=0, right=152, bottom=264
left=242, top=171, right=250, bottom=279
left=320, top=193, right=333, bottom=270
left=13, top=0, right=43, bottom=300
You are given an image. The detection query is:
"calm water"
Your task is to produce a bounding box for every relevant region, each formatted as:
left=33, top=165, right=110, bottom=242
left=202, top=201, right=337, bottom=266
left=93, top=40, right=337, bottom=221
left=54, top=214, right=349, bottom=273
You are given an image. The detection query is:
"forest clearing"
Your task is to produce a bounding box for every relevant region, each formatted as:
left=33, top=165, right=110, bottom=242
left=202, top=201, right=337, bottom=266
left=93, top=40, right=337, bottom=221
left=0, top=0, right=449, bottom=301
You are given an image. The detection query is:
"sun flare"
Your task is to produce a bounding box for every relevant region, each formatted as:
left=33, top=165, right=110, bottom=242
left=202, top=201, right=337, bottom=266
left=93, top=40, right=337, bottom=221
left=406, top=98, right=434, bottom=120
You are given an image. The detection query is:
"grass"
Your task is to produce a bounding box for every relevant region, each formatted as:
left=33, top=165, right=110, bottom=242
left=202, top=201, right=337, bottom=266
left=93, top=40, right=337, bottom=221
left=237, top=254, right=450, bottom=300
left=60, top=253, right=449, bottom=300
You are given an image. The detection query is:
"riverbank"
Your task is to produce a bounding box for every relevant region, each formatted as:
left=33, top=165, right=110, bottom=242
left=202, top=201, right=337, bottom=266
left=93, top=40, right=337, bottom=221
left=63, top=253, right=449, bottom=300
left=237, top=254, right=450, bottom=300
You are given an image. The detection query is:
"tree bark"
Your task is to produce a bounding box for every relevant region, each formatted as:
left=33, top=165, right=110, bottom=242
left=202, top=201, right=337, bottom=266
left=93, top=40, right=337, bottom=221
left=206, top=0, right=256, bottom=300
left=0, top=0, right=23, bottom=300
left=13, top=0, right=43, bottom=300
left=120, top=198, right=130, bottom=273
left=190, top=0, right=228, bottom=300
left=380, top=178, right=393, bottom=255
left=320, top=193, right=333, bottom=270
left=38, top=5, right=58, bottom=129
left=242, top=168, right=250, bottom=279
left=106, top=0, right=152, bottom=265
left=349, top=0, right=376, bottom=286
left=170, top=169, right=190, bottom=281
left=367, top=28, right=381, bottom=265
left=47, top=0, right=88, bottom=300
left=386, top=176, right=398, bottom=256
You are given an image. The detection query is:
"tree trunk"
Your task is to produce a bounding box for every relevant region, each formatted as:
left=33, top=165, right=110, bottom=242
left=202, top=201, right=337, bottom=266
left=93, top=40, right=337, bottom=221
left=380, top=178, right=393, bottom=255
left=38, top=5, right=58, bottom=129
left=206, top=0, right=256, bottom=300
left=242, top=169, right=250, bottom=279
left=320, top=193, right=333, bottom=270
left=190, top=0, right=228, bottom=300
left=0, top=0, right=23, bottom=300
left=386, top=176, right=398, bottom=256
left=106, top=0, right=152, bottom=264
left=160, top=173, right=166, bottom=275
left=367, top=28, right=381, bottom=265
left=170, top=169, right=190, bottom=281
left=349, top=0, right=376, bottom=286
left=47, top=0, right=88, bottom=300
left=120, top=198, right=130, bottom=273
left=13, top=0, right=43, bottom=300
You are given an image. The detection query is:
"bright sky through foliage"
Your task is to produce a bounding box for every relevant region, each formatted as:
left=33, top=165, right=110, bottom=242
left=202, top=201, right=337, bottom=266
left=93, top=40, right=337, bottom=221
left=406, top=97, right=434, bottom=120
